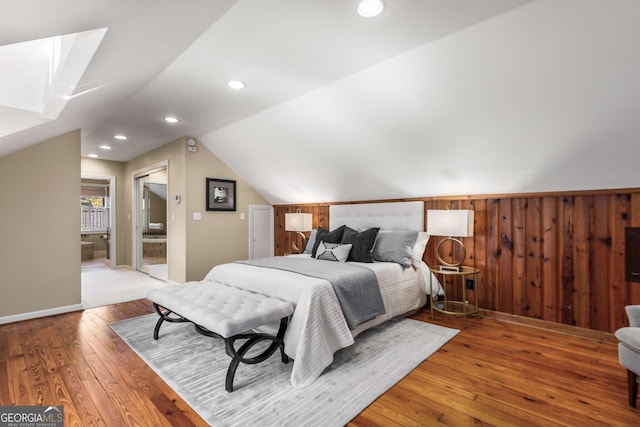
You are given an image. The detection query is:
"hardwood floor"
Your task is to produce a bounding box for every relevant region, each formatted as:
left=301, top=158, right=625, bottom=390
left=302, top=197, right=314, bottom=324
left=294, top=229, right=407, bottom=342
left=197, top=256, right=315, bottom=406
left=0, top=300, right=637, bottom=426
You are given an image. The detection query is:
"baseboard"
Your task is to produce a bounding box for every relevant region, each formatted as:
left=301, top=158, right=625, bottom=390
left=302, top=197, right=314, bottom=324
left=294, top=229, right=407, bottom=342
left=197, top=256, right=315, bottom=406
left=0, top=304, right=84, bottom=325
left=479, top=309, right=617, bottom=344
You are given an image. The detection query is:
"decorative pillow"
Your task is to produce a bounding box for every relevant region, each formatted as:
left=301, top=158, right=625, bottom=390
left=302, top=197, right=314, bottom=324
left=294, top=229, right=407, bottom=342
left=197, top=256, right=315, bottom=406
left=315, top=241, right=353, bottom=262
left=303, top=229, right=318, bottom=255
left=341, top=226, right=380, bottom=263
left=311, top=225, right=346, bottom=257
left=373, top=229, right=419, bottom=268
left=412, top=232, right=430, bottom=268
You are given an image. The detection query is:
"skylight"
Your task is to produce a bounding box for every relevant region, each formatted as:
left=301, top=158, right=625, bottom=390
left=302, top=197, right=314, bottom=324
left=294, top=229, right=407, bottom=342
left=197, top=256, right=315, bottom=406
left=0, top=28, right=107, bottom=120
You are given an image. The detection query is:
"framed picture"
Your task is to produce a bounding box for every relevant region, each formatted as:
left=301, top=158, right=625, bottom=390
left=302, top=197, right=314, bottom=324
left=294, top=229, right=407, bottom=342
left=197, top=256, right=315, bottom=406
left=206, top=178, right=236, bottom=211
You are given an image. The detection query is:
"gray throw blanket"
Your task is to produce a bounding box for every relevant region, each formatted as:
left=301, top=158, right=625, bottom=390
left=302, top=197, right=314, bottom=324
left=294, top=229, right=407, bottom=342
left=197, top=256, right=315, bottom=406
left=236, top=257, right=386, bottom=329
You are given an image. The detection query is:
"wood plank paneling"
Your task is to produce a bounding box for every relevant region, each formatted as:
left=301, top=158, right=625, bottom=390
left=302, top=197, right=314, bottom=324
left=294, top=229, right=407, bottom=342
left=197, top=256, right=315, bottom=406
left=498, top=198, right=513, bottom=315
left=525, top=197, right=542, bottom=319
left=572, top=196, right=591, bottom=329
left=559, top=196, right=575, bottom=325
left=274, top=188, right=640, bottom=333
left=541, top=197, right=558, bottom=323
left=512, top=198, right=527, bottom=317
left=592, top=196, right=610, bottom=331
left=611, top=195, right=629, bottom=331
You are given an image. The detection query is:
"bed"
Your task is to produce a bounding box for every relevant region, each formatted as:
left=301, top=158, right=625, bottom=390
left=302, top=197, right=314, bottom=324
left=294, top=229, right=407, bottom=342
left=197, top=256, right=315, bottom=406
left=203, top=201, right=438, bottom=387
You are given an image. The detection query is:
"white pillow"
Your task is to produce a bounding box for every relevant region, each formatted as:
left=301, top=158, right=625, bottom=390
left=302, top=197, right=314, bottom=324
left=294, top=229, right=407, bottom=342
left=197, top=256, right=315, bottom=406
left=315, top=241, right=352, bottom=262
left=412, top=232, right=430, bottom=268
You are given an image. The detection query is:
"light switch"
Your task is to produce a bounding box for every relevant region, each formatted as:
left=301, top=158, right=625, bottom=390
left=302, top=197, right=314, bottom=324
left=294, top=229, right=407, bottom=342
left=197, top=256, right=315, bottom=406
left=193, top=212, right=202, bottom=221
left=240, top=212, right=245, bottom=220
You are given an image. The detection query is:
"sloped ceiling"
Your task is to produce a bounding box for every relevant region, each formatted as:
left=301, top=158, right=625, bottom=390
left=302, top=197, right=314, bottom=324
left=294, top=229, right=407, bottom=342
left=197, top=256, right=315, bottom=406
left=2, top=1, right=640, bottom=204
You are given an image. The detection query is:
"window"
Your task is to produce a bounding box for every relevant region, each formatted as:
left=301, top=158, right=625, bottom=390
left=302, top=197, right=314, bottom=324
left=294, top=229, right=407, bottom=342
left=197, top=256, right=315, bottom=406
left=81, top=186, right=110, bottom=232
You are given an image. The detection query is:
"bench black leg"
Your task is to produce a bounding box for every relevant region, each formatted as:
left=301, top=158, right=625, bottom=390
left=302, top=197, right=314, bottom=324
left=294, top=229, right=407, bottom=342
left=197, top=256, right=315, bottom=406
left=224, top=317, right=289, bottom=392
left=151, top=304, right=290, bottom=393
left=152, top=303, right=190, bottom=340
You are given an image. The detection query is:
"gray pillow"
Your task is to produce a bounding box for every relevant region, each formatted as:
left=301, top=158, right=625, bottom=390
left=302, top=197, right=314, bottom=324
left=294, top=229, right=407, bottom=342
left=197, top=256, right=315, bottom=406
left=373, top=230, right=419, bottom=267
left=303, top=229, right=318, bottom=255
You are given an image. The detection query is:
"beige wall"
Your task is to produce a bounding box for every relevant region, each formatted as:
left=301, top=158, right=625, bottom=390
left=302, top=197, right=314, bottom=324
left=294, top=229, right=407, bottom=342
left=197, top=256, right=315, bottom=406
left=125, top=137, right=268, bottom=282
left=81, top=158, right=127, bottom=266
left=0, top=131, right=81, bottom=317
left=0, top=131, right=268, bottom=319
left=185, top=139, right=269, bottom=281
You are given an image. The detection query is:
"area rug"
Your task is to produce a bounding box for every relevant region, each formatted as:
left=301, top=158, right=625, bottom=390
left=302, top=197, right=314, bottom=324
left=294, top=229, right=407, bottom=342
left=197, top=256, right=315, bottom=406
left=110, top=314, right=458, bottom=426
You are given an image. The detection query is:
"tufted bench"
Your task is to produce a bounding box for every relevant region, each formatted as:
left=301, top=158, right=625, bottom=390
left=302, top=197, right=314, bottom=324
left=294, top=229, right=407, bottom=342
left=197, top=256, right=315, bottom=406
left=147, top=281, right=294, bottom=392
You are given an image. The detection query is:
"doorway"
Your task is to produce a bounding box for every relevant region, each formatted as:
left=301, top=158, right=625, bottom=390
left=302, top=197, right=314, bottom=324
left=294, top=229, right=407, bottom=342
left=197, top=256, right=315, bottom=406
left=80, top=174, right=116, bottom=272
left=249, top=205, right=274, bottom=259
left=133, top=163, right=168, bottom=281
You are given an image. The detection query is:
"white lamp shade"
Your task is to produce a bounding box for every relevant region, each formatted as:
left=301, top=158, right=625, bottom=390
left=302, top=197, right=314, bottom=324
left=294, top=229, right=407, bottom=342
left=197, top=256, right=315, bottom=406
left=427, top=210, right=474, bottom=237
left=285, top=212, right=313, bottom=232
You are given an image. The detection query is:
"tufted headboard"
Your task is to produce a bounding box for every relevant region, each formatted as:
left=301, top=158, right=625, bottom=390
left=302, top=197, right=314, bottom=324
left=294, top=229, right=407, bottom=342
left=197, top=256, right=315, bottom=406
left=329, top=201, right=424, bottom=231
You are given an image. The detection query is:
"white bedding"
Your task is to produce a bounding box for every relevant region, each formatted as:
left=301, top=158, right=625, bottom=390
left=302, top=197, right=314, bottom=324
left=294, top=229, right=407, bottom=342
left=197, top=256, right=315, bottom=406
left=203, top=254, right=427, bottom=387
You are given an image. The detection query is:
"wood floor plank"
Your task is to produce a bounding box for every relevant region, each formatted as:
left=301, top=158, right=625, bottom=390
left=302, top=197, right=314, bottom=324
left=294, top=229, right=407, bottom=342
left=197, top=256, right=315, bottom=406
left=1, top=300, right=638, bottom=426
left=58, top=364, right=108, bottom=427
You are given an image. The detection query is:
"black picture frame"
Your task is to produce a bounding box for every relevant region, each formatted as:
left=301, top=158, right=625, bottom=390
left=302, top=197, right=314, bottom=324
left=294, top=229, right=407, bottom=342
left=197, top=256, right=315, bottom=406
left=206, top=178, right=236, bottom=211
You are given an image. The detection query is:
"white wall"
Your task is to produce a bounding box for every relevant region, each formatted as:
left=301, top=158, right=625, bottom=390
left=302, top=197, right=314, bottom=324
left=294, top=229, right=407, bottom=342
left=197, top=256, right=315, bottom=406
left=202, top=0, right=640, bottom=204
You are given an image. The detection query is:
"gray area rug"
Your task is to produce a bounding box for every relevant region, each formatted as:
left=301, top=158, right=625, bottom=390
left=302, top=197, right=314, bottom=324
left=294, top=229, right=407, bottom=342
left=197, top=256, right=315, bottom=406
left=110, top=313, right=458, bottom=426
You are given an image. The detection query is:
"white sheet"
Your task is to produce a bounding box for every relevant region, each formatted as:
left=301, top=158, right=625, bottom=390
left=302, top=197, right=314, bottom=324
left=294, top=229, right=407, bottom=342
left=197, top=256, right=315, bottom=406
left=204, top=255, right=426, bottom=387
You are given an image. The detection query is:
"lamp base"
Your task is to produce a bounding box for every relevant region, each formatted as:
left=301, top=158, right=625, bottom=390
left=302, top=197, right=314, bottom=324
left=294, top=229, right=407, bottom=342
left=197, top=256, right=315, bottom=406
left=436, top=237, right=466, bottom=267
left=291, top=231, right=308, bottom=254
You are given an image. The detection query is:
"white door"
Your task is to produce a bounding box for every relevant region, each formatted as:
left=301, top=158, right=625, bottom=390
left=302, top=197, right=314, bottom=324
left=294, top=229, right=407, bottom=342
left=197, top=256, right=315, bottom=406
left=249, top=205, right=273, bottom=259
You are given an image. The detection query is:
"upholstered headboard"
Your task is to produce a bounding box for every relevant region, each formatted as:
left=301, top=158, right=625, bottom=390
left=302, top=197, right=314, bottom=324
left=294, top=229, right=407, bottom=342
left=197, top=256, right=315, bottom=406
left=329, top=201, right=424, bottom=231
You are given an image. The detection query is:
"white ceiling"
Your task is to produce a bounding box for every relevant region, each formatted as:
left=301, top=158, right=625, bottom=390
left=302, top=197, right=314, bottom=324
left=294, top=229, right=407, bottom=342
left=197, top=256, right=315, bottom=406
left=3, top=0, right=640, bottom=204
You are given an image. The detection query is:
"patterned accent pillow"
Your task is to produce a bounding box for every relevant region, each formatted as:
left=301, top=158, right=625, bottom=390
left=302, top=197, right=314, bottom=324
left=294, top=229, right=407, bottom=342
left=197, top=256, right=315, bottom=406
left=315, top=241, right=353, bottom=262
left=311, top=225, right=346, bottom=257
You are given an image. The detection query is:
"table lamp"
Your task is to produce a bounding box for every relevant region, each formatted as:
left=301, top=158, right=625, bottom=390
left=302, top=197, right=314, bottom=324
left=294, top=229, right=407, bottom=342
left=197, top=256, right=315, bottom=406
left=426, top=209, right=474, bottom=268
left=285, top=210, right=313, bottom=254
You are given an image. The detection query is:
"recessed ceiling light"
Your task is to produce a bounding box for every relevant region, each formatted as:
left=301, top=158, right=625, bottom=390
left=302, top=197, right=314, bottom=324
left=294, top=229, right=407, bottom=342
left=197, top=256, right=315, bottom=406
left=357, top=0, right=385, bottom=17
left=88, top=153, right=98, bottom=158
left=163, top=116, right=181, bottom=124
left=227, top=80, right=246, bottom=90
left=99, top=145, right=112, bottom=150
left=114, top=134, right=127, bottom=140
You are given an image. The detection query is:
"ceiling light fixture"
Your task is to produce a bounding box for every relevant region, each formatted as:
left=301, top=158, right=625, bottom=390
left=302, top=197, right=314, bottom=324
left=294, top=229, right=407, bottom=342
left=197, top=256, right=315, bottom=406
left=99, top=145, right=112, bottom=150
left=114, top=134, right=127, bottom=140
left=163, top=116, right=181, bottom=124
left=227, top=80, right=246, bottom=90
left=357, top=0, right=385, bottom=17
left=88, top=153, right=98, bottom=158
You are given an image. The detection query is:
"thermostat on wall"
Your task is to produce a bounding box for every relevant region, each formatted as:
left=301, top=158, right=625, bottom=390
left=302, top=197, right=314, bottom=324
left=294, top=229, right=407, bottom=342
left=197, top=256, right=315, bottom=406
left=186, top=137, right=197, bottom=152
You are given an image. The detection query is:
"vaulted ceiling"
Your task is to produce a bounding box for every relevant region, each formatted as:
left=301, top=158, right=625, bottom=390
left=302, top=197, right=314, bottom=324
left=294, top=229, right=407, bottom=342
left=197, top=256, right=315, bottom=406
left=2, top=0, right=640, bottom=204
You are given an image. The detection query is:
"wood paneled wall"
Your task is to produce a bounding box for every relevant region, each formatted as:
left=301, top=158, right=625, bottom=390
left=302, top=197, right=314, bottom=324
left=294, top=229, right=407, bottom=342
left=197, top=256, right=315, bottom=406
left=275, top=190, right=640, bottom=333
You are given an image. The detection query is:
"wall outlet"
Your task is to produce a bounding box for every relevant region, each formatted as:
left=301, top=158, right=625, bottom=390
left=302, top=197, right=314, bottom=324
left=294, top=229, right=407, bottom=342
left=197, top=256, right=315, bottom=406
left=193, top=212, right=202, bottom=221
left=466, top=279, right=474, bottom=290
